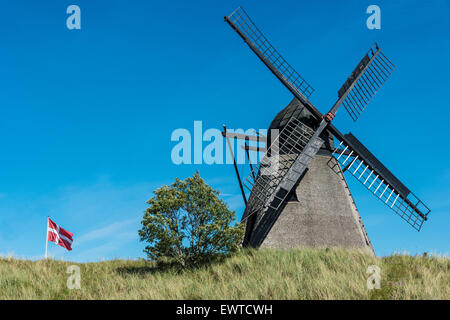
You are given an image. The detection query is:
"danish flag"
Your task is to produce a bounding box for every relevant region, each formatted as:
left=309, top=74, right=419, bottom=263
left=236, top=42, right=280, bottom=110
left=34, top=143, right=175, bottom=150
left=47, top=218, right=74, bottom=251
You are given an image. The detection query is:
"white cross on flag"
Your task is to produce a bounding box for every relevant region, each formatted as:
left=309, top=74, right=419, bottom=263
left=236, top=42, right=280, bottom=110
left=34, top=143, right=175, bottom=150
left=47, top=218, right=74, bottom=251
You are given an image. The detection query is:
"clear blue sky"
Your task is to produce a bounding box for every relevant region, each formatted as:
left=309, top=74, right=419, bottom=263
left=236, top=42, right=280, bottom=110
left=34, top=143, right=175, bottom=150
left=0, top=0, right=448, bottom=262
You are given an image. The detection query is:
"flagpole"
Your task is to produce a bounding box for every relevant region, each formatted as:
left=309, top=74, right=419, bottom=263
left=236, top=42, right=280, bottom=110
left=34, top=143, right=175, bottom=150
left=45, top=216, right=49, bottom=259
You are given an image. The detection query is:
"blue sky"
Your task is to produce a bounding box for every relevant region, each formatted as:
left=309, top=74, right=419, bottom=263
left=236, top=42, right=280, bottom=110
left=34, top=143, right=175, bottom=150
left=0, top=0, right=448, bottom=262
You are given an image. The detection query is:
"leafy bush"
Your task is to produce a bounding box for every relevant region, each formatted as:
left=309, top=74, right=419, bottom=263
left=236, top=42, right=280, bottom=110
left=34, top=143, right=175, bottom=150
left=139, top=172, right=244, bottom=269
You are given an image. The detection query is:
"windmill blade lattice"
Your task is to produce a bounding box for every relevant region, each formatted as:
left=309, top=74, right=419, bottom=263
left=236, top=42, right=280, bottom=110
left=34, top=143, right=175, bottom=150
left=329, top=134, right=430, bottom=230
left=243, top=117, right=323, bottom=219
left=225, top=6, right=315, bottom=99
left=338, top=44, right=396, bottom=121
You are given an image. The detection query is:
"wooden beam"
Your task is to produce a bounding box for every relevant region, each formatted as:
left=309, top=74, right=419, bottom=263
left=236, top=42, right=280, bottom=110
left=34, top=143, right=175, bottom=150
left=222, top=131, right=267, bottom=143
left=241, top=145, right=267, bottom=153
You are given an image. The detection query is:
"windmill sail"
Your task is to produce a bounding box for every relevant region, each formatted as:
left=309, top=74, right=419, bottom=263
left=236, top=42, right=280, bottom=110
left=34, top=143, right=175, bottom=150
left=329, top=134, right=430, bottom=231
left=338, top=44, right=396, bottom=121
left=243, top=116, right=323, bottom=219
left=225, top=7, right=315, bottom=100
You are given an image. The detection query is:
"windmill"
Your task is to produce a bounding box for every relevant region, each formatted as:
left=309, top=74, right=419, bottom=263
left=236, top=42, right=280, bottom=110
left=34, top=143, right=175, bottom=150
left=222, top=7, right=430, bottom=252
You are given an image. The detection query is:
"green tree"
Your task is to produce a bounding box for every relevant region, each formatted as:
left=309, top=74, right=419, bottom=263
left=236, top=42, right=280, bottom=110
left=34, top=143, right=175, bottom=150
left=139, top=172, right=244, bottom=268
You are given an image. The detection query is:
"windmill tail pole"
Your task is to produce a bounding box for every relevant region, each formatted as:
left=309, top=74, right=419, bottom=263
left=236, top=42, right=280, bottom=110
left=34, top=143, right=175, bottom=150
left=223, top=125, right=247, bottom=206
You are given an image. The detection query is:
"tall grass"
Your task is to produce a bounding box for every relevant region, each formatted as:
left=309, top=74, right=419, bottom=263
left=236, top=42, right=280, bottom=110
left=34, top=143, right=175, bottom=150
left=0, top=248, right=448, bottom=299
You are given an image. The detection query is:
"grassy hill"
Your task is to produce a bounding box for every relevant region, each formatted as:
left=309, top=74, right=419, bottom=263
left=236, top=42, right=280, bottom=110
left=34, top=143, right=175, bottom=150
left=1, top=248, right=448, bottom=299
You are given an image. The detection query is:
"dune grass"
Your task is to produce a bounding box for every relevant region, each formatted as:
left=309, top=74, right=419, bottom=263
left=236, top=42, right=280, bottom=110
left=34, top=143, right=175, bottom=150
left=0, top=248, right=448, bottom=300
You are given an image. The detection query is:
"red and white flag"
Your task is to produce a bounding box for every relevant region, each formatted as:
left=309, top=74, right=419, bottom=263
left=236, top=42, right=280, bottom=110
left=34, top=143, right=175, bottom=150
left=47, top=218, right=74, bottom=251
